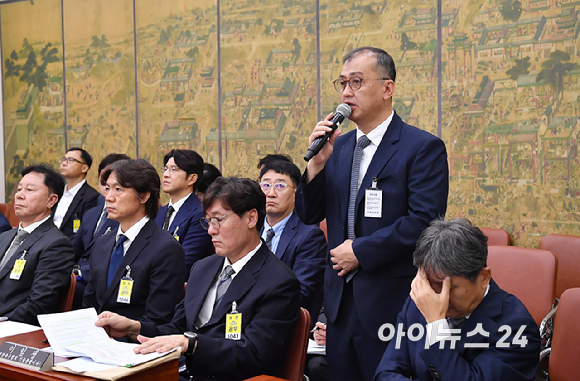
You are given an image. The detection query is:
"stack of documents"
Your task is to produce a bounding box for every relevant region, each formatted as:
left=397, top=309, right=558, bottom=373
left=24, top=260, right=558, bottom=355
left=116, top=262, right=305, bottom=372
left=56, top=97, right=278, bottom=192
left=37, top=308, right=176, bottom=370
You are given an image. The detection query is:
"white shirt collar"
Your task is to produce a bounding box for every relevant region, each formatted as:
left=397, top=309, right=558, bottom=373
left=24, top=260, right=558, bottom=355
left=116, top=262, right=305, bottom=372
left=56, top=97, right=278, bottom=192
left=356, top=110, right=394, bottom=146
left=168, top=192, right=192, bottom=214
left=20, top=215, right=52, bottom=234
left=64, top=179, right=86, bottom=196
left=116, top=216, right=150, bottom=243
left=222, top=241, right=262, bottom=280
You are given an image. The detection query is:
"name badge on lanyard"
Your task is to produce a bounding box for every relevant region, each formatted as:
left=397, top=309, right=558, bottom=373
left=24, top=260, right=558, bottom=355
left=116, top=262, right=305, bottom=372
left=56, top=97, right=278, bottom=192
left=73, top=215, right=81, bottom=233
left=10, top=251, right=28, bottom=280
left=364, top=177, right=382, bottom=218
left=172, top=226, right=180, bottom=242
left=117, top=265, right=134, bottom=304
left=226, top=301, right=242, bottom=340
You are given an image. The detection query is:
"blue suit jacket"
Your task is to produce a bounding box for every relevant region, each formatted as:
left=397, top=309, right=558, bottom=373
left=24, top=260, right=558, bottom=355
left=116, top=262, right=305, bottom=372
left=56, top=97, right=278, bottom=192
left=0, top=212, right=11, bottom=234
left=83, top=219, right=186, bottom=325
left=0, top=219, right=74, bottom=325
left=71, top=196, right=119, bottom=283
left=296, top=112, right=449, bottom=336
left=374, top=280, right=541, bottom=381
left=54, top=182, right=99, bottom=239
left=262, top=212, right=326, bottom=314
left=155, top=194, right=213, bottom=272
left=140, top=243, right=301, bottom=380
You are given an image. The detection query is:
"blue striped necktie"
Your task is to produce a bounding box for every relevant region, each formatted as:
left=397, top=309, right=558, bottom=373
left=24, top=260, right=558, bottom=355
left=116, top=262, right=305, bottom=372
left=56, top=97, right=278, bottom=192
left=346, top=135, right=371, bottom=282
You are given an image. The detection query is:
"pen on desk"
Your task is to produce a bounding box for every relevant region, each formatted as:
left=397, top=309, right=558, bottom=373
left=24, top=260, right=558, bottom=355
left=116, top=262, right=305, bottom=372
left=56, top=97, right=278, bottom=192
left=0, top=317, right=8, bottom=322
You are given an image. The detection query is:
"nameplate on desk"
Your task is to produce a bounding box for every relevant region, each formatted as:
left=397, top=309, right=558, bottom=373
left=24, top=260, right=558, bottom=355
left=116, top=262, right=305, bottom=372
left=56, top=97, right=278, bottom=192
left=0, top=341, right=54, bottom=371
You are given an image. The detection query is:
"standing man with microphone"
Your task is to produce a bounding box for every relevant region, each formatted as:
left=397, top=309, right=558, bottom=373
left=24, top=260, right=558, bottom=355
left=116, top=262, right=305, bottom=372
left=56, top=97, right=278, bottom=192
left=296, top=47, right=449, bottom=381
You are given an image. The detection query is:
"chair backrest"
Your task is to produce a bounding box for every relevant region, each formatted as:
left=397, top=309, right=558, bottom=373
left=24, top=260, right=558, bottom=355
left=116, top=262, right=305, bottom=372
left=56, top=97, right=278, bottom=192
left=548, top=288, right=580, bottom=381
left=319, top=219, right=328, bottom=242
left=487, top=246, right=556, bottom=326
left=479, top=227, right=510, bottom=246
left=281, top=307, right=311, bottom=381
left=57, top=273, right=76, bottom=312
left=539, top=234, right=580, bottom=299
left=0, top=201, right=20, bottom=228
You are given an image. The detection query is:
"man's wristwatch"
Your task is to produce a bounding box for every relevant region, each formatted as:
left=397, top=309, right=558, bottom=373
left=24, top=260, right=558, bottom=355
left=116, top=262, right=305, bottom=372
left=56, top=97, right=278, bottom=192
left=184, top=331, right=197, bottom=355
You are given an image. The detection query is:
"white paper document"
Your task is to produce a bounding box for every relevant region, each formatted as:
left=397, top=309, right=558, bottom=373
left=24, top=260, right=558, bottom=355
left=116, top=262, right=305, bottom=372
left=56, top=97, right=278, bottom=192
left=307, top=339, right=326, bottom=355
left=37, top=308, right=110, bottom=357
left=58, top=357, right=115, bottom=372
left=37, top=308, right=178, bottom=369
left=0, top=321, right=41, bottom=338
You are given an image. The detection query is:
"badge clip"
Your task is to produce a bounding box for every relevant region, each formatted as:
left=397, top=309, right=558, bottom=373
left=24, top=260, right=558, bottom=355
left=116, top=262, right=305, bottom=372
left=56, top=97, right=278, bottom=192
left=117, top=265, right=134, bottom=304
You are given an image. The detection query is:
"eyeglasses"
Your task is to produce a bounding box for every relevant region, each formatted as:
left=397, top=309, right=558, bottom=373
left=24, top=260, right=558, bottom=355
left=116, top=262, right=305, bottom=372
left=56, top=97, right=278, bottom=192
left=333, top=77, right=391, bottom=92
left=161, top=166, right=182, bottom=173
left=59, top=157, right=85, bottom=165
left=260, top=182, right=294, bottom=193
left=199, top=213, right=232, bottom=230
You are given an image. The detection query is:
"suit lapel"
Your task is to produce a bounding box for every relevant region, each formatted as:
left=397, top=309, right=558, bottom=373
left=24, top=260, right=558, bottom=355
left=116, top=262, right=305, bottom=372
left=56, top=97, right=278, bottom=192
left=95, top=232, right=117, bottom=300
left=185, top=257, right=224, bottom=328
left=61, top=183, right=86, bottom=227
left=0, top=229, right=20, bottom=280
left=275, top=213, right=298, bottom=260
left=170, top=195, right=198, bottom=234
left=0, top=220, right=52, bottom=281
left=356, top=113, right=402, bottom=211
left=338, top=133, right=356, bottom=228
left=205, top=245, right=267, bottom=326
left=103, top=220, right=154, bottom=301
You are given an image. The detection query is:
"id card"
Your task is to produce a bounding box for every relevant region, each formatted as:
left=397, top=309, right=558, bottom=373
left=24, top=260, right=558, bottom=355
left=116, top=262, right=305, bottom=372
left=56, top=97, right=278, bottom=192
left=117, top=279, right=133, bottom=304
left=10, top=259, right=26, bottom=280
left=117, top=266, right=134, bottom=304
left=225, top=302, right=242, bottom=340
left=364, top=178, right=382, bottom=218
left=73, top=218, right=81, bottom=233
left=173, top=226, right=180, bottom=242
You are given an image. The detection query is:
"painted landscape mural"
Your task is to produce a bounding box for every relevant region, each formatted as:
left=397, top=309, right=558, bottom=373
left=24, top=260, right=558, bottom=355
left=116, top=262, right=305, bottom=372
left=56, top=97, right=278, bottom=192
left=2, top=0, right=579, bottom=246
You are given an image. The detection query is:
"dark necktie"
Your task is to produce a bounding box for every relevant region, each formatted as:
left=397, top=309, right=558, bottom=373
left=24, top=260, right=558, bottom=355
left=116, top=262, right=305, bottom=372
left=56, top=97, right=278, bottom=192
left=93, top=208, right=108, bottom=237
left=214, top=265, right=235, bottom=309
left=265, top=228, right=275, bottom=251
left=107, top=235, right=128, bottom=289
left=162, top=206, right=175, bottom=231
left=0, top=230, right=29, bottom=271
left=345, top=135, right=372, bottom=282
left=447, top=317, right=467, bottom=329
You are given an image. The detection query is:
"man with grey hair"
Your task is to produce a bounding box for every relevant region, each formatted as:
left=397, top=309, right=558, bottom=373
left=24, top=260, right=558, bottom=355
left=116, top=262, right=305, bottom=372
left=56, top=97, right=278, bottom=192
left=374, top=218, right=540, bottom=381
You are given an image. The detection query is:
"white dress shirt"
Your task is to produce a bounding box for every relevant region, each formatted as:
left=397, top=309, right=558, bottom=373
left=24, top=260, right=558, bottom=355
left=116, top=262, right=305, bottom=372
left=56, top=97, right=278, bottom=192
left=53, top=180, right=86, bottom=228
left=355, top=111, right=394, bottom=187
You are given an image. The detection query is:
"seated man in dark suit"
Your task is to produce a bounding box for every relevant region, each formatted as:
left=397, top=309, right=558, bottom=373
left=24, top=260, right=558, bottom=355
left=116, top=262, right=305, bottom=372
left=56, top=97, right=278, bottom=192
left=71, top=153, right=130, bottom=309
left=374, top=219, right=541, bottom=381
left=53, top=148, right=99, bottom=239
left=0, top=212, right=11, bottom=234
left=155, top=149, right=213, bottom=272
left=83, top=159, right=185, bottom=325
left=259, top=159, right=326, bottom=319
left=96, top=177, right=301, bottom=381
left=0, top=164, right=74, bottom=325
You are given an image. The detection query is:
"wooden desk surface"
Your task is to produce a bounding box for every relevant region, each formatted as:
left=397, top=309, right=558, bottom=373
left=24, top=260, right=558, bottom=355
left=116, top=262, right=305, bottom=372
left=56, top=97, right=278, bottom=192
left=0, top=330, right=178, bottom=381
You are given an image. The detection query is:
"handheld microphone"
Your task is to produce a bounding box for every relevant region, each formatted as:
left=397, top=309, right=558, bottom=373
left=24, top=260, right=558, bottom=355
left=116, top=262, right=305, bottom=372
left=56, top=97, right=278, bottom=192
left=304, top=103, right=352, bottom=162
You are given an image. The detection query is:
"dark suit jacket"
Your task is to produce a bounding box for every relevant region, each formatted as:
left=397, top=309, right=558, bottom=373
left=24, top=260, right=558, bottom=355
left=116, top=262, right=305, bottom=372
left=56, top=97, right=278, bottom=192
left=374, top=280, right=541, bottom=381
left=54, top=181, right=99, bottom=239
left=154, top=194, right=213, bottom=272
left=72, top=195, right=119, bottom=283
left=296, top=112, right=449, bottom=337
left=83, top=219, right=186, bottom=325
left=0, top=212, right=11, bottom=234
left=262, top=212, right=326, bottom=314
left=140, top=244, right=301, bottom=380
left=0, top=219, right=74, bottom=325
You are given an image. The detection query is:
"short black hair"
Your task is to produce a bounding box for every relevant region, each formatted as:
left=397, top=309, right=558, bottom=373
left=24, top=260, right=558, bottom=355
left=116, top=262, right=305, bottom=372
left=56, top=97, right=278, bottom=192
left=163, top=149, right=204, bottom=191
left=257, top=154, right=293, bottom=169
left=22, top=163, right=65, bottom=207
left=197, top=163, right=222, bottom=194
left=202, top=177, right=266, bottom=231
left=259, top=160, right=300, bottom=187
left=101, top=159, right=160, bottom=219
left=98, top=153, right=131, bottom=176
left=67, top=147, right=93, bottom=169
left=413, top=218, right=488, bottom=283
left=343, top=47, right=396, bottom=83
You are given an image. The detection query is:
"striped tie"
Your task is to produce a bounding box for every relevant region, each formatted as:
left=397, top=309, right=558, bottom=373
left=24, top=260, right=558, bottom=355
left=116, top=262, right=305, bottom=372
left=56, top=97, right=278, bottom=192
left=214, top=265, right=235, bottom=309
left=345, top=135, right=371, bottom=282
